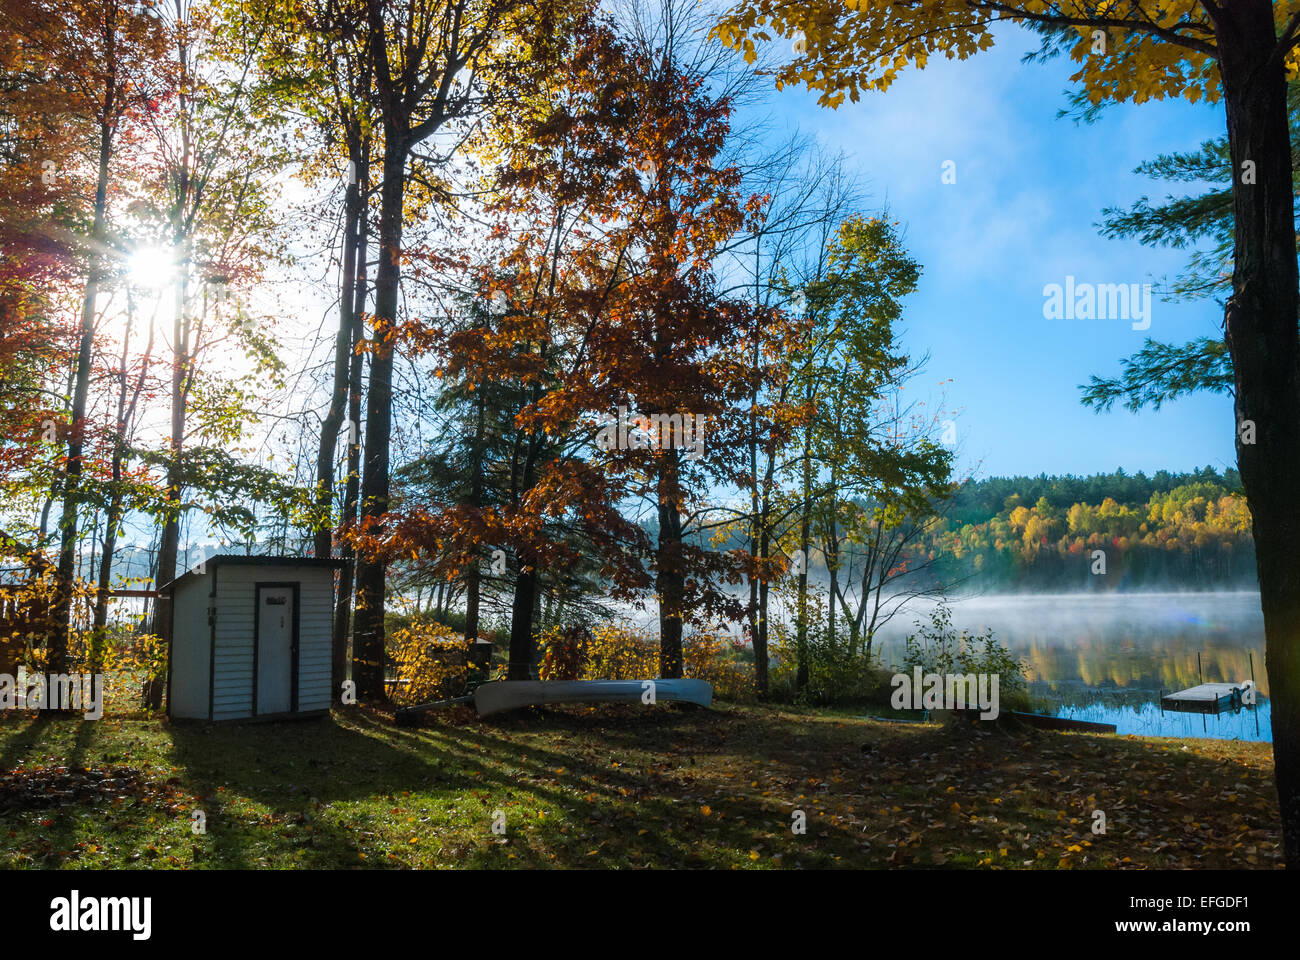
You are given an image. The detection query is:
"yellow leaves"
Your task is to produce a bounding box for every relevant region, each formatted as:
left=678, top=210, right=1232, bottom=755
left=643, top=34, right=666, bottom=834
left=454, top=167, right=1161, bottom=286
left=538, top=624, right=755, bottom=699
left=720, top=0, right=1218, bottom=111
left=700, top=804, right=712, bottom=816
left=385, top=623, right=474, bottom=706
left=748, top=850, right=760, bottom=860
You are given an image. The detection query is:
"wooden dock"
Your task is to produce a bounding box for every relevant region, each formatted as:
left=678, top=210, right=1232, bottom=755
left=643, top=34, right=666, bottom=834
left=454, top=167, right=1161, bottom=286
left=1160, top=682, right=1247, bottom=715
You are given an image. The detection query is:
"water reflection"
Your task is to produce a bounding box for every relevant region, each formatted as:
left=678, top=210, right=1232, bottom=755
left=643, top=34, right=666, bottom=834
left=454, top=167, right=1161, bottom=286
left=872, top=592, right=1270, bottom=742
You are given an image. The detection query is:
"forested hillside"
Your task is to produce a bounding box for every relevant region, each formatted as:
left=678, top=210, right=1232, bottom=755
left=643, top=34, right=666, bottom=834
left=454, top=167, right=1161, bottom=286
left=926, top=468, right=1254, bottom=591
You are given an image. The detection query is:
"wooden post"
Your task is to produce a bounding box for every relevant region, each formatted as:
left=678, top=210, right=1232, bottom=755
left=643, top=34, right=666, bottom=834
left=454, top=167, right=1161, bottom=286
left=1250, top=651, right=1259, bottom=738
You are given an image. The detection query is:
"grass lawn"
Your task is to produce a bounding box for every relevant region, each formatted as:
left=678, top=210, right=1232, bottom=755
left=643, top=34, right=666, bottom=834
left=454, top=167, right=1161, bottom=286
left=0, top=703, right=1283, bottom=869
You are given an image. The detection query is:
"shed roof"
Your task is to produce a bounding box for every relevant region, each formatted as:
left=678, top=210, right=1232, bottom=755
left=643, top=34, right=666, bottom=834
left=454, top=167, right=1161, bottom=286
left=158, top=555, right=347, bottom=594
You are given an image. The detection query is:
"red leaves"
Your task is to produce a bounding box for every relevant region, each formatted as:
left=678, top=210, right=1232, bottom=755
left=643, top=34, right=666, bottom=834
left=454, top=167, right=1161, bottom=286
left=0, top=764, right=187, bottom=813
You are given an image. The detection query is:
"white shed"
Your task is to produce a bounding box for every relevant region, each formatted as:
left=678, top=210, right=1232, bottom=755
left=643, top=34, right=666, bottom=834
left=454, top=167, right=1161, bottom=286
left=160, top=556, right=345, bottom=721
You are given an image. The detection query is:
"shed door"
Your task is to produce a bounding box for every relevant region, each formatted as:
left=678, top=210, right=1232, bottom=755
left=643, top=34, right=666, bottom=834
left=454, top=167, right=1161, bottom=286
left=257, top=586, right=295, bottom=714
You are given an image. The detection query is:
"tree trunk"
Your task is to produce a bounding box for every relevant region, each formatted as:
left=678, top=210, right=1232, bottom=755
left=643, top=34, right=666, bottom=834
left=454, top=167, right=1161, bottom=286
left=51, top=108, right=114, bottom=684
left=1215, top=0, right=1300, bottom=866
left=795, top=421, right=813, bottom=693
left=826, top=471, right=839, bottom=647
left=146, top=238, right=191, bottom=711
left=463, top=385, right=488, bottom=644
left=332, top=144, right=369, bottom=699
left=752, top=444, right=779, bottom=695
left=657, top=449, right=685, bottom=679
left=755, top=526, right=770, bottom=694
left=91, top=483, right=120, bottom=674
left=92, top=304, right=151, bottom=673
left=747, top=291, right=762, bottom=689
left=352, top=134, right=405, bottom=703
left=507, top=560, right=537, bottom=680
left=313, top=144, right=364, bottom=561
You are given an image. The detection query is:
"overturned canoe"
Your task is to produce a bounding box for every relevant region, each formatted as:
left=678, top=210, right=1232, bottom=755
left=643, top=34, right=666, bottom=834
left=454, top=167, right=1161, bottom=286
left=474, top=679, right=713, bottom=716
left=1006, top=711, right=1116, bottom=734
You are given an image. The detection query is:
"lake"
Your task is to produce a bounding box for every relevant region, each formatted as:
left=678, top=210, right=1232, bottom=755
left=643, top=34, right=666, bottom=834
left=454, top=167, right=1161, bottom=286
left=869, top=592, right=1271, bottom=742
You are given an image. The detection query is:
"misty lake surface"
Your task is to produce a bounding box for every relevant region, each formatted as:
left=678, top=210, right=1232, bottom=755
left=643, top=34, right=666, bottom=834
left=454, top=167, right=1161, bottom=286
left=870, top=592, right=1270, bottom=742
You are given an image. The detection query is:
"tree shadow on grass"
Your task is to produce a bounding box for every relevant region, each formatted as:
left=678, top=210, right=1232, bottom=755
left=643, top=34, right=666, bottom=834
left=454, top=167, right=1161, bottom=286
left=1, top=713, right=156, bottom=867
left=0, top=712, right=53, bottom=772
left=166, top=712, right=485, bottom=868
left=8, top=704, right=1276, bottom=869
left=0, top=711, right=100, bottom=780
left=390, top=704, right=840, bottom=868
left=399, top=705, right=1284, bottom=869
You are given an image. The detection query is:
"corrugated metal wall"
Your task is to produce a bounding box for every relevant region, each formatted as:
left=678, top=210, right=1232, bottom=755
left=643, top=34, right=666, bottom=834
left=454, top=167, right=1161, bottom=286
left=206, top=565, right=333, bottom=720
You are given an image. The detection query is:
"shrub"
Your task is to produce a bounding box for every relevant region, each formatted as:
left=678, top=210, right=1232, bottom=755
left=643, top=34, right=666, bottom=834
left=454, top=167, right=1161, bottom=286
left=386, top=619, right=475, bottom=706
left=768, top=627, right=891, bottom=705
left=586, top=623, right=657, bottom=679
left=758, top=584, right=884, bottom=704
left=539, top=625, right=590, bottom=681
left=900, top=602, right=1032, bottom=712
left=683, top=631, right=755, bottom=702
left=25, top=624, right=166, bottom=716
left=537, top=622, right=756, bottom=702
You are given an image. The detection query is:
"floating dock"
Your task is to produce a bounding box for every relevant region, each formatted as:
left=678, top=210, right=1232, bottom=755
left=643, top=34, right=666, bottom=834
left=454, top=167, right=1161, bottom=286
left=1160, top=682, right=1249, bottom=715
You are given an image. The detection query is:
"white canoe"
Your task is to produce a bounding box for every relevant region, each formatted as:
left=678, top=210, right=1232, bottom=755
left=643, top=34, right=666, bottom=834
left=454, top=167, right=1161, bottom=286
left=474, top=679, right=713, bottom=716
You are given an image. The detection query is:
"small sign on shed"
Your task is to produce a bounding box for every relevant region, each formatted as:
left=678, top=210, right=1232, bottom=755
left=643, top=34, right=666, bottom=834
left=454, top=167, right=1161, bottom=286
left=161, top=556, right=345, bottom=721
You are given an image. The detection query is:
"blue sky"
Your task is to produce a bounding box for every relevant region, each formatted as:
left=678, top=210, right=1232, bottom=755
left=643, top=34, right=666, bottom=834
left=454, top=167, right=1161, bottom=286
left=753, top=26, right=1234, bottom=481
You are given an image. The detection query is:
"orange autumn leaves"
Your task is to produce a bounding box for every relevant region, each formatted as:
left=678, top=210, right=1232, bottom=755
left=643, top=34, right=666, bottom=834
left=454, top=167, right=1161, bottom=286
left=351, top=15, right=796, bottom=640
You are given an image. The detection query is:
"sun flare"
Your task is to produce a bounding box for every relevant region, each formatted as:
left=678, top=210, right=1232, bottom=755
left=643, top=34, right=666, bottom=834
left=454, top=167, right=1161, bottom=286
left=126, top=246, right=175, bottom=289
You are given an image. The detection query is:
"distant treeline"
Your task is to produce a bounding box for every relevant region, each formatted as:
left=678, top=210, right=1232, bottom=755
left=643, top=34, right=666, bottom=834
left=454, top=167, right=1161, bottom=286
left=928, top=467, right=1255, bottom=591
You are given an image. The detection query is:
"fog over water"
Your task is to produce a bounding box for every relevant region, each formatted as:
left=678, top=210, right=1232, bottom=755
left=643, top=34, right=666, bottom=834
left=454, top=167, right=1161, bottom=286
left=871, top=591, right=1270, bottom=742
left=620, top=588, right=1270, bottom=742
